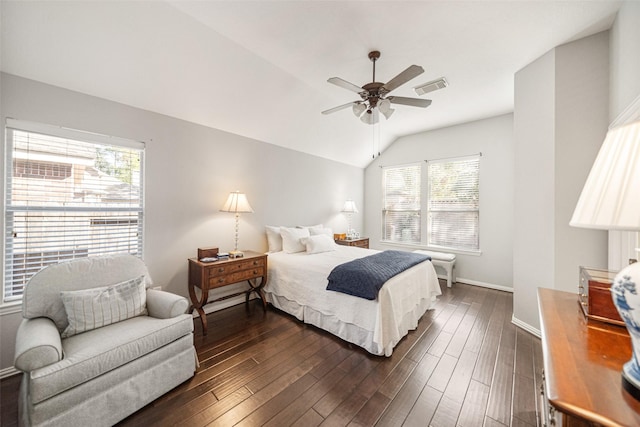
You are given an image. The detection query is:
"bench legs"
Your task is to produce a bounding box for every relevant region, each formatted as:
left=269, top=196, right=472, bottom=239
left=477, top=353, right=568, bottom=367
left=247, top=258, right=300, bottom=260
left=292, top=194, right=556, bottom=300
left=432, top=260, right=455, bottom=288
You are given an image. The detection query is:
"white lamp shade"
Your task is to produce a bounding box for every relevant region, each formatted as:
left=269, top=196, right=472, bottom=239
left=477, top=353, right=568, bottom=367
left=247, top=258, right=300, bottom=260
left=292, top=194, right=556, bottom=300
left=570, top=121, right=640, bottom=231
left=342, top=200, right=359, bottom=214
left=220, top=191, right=254, bottom=213
left=352, top=103, right=366, bottom=117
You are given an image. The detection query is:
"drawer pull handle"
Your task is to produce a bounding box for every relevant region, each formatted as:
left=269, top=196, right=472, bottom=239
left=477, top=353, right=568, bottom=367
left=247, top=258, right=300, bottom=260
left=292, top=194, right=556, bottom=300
left=218, top=268, right=225, bottom=273
left=253, top=270, right=258, bottom=274
left=218, top=278, right=225, bottom=283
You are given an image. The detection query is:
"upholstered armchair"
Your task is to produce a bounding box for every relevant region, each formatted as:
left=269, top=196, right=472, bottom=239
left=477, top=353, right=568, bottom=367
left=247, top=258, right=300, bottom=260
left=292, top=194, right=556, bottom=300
left=13, top=254, right=197, bottom=427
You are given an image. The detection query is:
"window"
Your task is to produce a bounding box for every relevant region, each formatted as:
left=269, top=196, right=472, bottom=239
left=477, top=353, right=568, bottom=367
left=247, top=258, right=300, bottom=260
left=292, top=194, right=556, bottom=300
left=3, top=120, right=144, bottom=302
left=382, top=155, right=480, bottom=252
left=382, top=164, right=421, bottom=243
left=427, top=156, right=479, bottom=251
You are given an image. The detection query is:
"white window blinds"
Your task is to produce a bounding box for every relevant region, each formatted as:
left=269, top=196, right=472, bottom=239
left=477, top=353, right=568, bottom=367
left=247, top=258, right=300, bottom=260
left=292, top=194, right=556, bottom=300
left=427, top=155, right=480, bottom=250
left=3, top=120, right=144, bottom=302
left=382, top=164, right=421, bottom=243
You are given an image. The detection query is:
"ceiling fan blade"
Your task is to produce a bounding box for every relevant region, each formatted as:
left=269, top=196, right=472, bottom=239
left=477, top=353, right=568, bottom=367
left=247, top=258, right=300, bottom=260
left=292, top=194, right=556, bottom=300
left=382, top=65, right=424, bottom=93
left=388, top=96, right=432, bottom=108
left=321, top=101, right=360, bottom=115
left=327, top=77, right=365, bottom=94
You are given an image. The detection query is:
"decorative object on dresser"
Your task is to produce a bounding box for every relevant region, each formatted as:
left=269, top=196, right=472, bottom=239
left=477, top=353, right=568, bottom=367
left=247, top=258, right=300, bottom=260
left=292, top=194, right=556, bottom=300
left=578, top=266, right=623, bottom=325
left=570, top=95, right=640, bottom=400
left=341, top=199, right=359, bottom=239
left=220, top=191, right=254, bottom=258
left=335, top=237, right=369, bottom=249
left=188, top=250, right=267, bottom=335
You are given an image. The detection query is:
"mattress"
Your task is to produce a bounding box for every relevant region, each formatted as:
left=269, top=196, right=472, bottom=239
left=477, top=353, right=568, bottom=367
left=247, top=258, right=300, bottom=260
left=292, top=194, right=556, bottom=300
left=265, top=245, right=441, bottom=356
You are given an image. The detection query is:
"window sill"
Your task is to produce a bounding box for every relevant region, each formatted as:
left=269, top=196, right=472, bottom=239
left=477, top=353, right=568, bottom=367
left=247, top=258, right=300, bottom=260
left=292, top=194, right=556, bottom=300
left=0, top=301, right=22, bottom=316
left=378, top=240, right=482, bottom=256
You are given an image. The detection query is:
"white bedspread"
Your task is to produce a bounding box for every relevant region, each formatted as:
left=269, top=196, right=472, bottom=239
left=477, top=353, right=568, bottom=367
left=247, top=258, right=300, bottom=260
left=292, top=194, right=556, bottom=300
left=265, top=246, right=441, bottom=356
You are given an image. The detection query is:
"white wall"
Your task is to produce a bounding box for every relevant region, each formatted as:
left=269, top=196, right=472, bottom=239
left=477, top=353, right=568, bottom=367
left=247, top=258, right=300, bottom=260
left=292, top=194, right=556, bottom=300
left=608, top=1, right=640, bottom=270
left=364, top=114, right=515, bottom=290
left=513, top=32, right=609, bottom=331
left=512, top=49, right=556, bottom=330
left=0, top=73, right=364, bottom=372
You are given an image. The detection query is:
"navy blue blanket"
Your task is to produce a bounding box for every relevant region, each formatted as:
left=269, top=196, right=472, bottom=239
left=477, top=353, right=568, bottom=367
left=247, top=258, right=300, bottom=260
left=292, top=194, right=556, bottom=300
left=326, top=251, right=431, bottom=300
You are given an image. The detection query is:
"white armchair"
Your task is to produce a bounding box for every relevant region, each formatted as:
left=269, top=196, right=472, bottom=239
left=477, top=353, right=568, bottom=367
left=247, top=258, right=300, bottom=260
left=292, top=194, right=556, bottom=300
left=13, top=254, right=197, bottom=427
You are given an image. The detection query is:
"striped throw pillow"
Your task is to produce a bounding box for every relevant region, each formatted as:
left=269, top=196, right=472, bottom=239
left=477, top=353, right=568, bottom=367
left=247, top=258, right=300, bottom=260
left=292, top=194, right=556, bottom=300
left=60, top=275, right=147, bottom=338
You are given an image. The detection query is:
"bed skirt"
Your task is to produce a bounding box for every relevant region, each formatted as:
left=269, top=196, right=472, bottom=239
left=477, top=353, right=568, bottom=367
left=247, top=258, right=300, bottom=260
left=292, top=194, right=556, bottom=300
left=266, top=291, right=437, bottom=356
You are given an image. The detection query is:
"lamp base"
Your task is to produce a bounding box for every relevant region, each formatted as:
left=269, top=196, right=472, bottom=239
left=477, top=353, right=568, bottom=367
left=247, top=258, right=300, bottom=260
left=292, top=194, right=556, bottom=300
left=229, top=250, right=244, bottom=258
left=611, top=261, right=640, bottom=401
left=622, top=365, right=640, bottom=401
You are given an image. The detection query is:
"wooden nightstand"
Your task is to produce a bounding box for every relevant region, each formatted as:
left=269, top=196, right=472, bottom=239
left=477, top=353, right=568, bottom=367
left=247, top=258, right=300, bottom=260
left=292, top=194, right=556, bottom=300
left=188, top=251, right=267, bottom=335
left=335, top=237, right=369, bottom=249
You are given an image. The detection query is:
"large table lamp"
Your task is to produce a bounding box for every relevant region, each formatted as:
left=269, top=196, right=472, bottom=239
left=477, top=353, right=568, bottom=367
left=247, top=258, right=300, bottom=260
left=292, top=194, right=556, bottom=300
left=220, top=191, right=254, bottom=258
left=342, top=199, right=359, bottom=238
left=570, top=116, right=640, bottom=399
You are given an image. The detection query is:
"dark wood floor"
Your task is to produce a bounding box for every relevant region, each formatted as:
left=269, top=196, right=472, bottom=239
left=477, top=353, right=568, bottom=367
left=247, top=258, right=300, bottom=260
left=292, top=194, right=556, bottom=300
left=1, top=280, right=543, bottom=426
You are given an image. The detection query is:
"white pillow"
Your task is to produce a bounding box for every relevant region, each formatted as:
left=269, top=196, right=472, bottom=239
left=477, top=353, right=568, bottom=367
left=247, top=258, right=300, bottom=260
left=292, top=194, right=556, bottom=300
left=309, top=227, right=333, bottom=237
left=280, top=226, right=310, bottom=253
left=265, top=225, right=283, bottom=252
left=303, top=234, right=337, bottom=254
left=297, top=224, right=324, bottom=233
left=60, top=275, right=147, bottom=338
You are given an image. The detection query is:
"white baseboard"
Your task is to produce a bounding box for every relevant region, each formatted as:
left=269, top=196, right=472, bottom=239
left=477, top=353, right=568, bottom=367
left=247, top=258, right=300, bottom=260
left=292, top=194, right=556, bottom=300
left=191, top=294, right=255, bottom=318
left=511, top=315, right=541, bottom=338
left=1, top=365, right=19, bottom=379
left=455, top=277, right=514, bottom=293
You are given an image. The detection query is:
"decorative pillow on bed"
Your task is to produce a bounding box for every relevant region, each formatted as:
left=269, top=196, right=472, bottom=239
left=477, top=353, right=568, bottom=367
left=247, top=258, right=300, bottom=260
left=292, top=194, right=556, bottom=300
left=309, top=227, right=333, bottom=237
left=265, top=225, right=283, bottom=252
left=302, top=234, right=336, bottom=254
left=60, top=275, right=147, bottom=338
left=280, top=226, right=310, bottom=253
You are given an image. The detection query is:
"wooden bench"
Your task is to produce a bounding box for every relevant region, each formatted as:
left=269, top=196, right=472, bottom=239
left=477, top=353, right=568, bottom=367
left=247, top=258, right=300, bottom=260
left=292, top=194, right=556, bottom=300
left=414, top=250, right=456, bottom=287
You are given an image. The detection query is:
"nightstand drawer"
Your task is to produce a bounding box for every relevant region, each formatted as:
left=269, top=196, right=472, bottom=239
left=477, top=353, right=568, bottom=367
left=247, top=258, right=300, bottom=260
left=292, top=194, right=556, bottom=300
left=208, top=267, right=265, bottom=288
left=335, top=237, right=369, bottom=249
left=208, top=258, right=265, bottom=277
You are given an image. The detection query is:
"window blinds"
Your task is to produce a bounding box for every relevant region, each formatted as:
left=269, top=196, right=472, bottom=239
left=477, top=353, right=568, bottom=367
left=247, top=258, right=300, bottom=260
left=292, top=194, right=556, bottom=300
left=382, top=164, right=421, bottom=243
left=427, top=155, right=480, bottom=250
left=3, top=121, right=144, bottom=302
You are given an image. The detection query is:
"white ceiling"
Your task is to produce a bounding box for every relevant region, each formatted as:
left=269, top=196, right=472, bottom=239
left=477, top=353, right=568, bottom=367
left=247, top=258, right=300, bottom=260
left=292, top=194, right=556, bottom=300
left=0, top=0, right=622, bottom=168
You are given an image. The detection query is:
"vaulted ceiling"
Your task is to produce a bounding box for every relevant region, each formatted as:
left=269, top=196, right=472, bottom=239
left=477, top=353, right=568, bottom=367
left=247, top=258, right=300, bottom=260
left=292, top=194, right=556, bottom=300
left=1, top=1, right=622, bottom=167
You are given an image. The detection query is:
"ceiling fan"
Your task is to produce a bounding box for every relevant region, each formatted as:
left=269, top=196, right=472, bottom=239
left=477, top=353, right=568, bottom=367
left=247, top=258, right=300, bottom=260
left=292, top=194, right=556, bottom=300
left=321, top=50, right=444, bottom=125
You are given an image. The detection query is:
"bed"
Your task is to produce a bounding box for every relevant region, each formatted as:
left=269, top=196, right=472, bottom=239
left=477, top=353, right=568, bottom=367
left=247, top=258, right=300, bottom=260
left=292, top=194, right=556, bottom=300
left=264, top=244, right=442, bottom=356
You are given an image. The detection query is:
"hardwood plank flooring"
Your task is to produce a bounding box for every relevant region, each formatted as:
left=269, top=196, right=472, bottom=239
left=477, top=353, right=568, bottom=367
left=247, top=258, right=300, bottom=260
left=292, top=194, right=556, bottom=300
left=0, top=280, right=544, bottom=426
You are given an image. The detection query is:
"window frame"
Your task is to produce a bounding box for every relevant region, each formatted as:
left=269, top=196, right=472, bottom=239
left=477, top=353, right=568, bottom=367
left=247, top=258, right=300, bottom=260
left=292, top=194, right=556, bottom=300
left=2, top=119, right=145, bottom=304
left=381, top=154, right=481, bottom=254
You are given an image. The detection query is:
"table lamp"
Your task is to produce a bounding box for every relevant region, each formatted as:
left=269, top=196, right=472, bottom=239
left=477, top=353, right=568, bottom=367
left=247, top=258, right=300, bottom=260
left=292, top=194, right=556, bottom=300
left=220, top=191, right=254, bottom=258
left=570, top=115, right=640, bottom=399
left=342, top=199, right=359, bottom=239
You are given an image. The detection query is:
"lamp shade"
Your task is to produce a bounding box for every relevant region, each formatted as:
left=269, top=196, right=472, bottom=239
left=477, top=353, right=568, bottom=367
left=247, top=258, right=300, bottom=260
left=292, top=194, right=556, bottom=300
left=220, top=191, right=254, bottom=213
left=341, top=200, right=359, bottom=214
left=570, top=121, right=640, bottom=231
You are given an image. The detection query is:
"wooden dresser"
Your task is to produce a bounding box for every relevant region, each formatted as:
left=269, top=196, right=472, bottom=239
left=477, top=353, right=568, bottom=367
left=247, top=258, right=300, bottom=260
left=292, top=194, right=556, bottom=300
left=188, top=251, right=267, bottom=334
left=537, top=288, right=640, bottom=426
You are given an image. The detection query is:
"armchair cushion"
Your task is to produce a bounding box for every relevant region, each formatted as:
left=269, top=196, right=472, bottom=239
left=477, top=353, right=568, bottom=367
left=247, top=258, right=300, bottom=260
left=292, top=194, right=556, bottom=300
left=29, top=313, right=193, bottom=404
left=146, top=289, right=189, bottom=319
left=60, top=275, right=147, bottom=338
left=14, top=318, right=63, bottom=372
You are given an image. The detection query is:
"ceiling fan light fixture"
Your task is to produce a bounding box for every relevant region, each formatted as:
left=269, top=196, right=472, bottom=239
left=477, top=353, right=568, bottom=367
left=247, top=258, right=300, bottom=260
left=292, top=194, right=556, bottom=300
left=352, top=103, right=366, bottom=117
left=414, top=77, right=448, bottom=96
left=361, top=109, right=379, bottom=125
left=378, top=99, right=394, bottom=119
